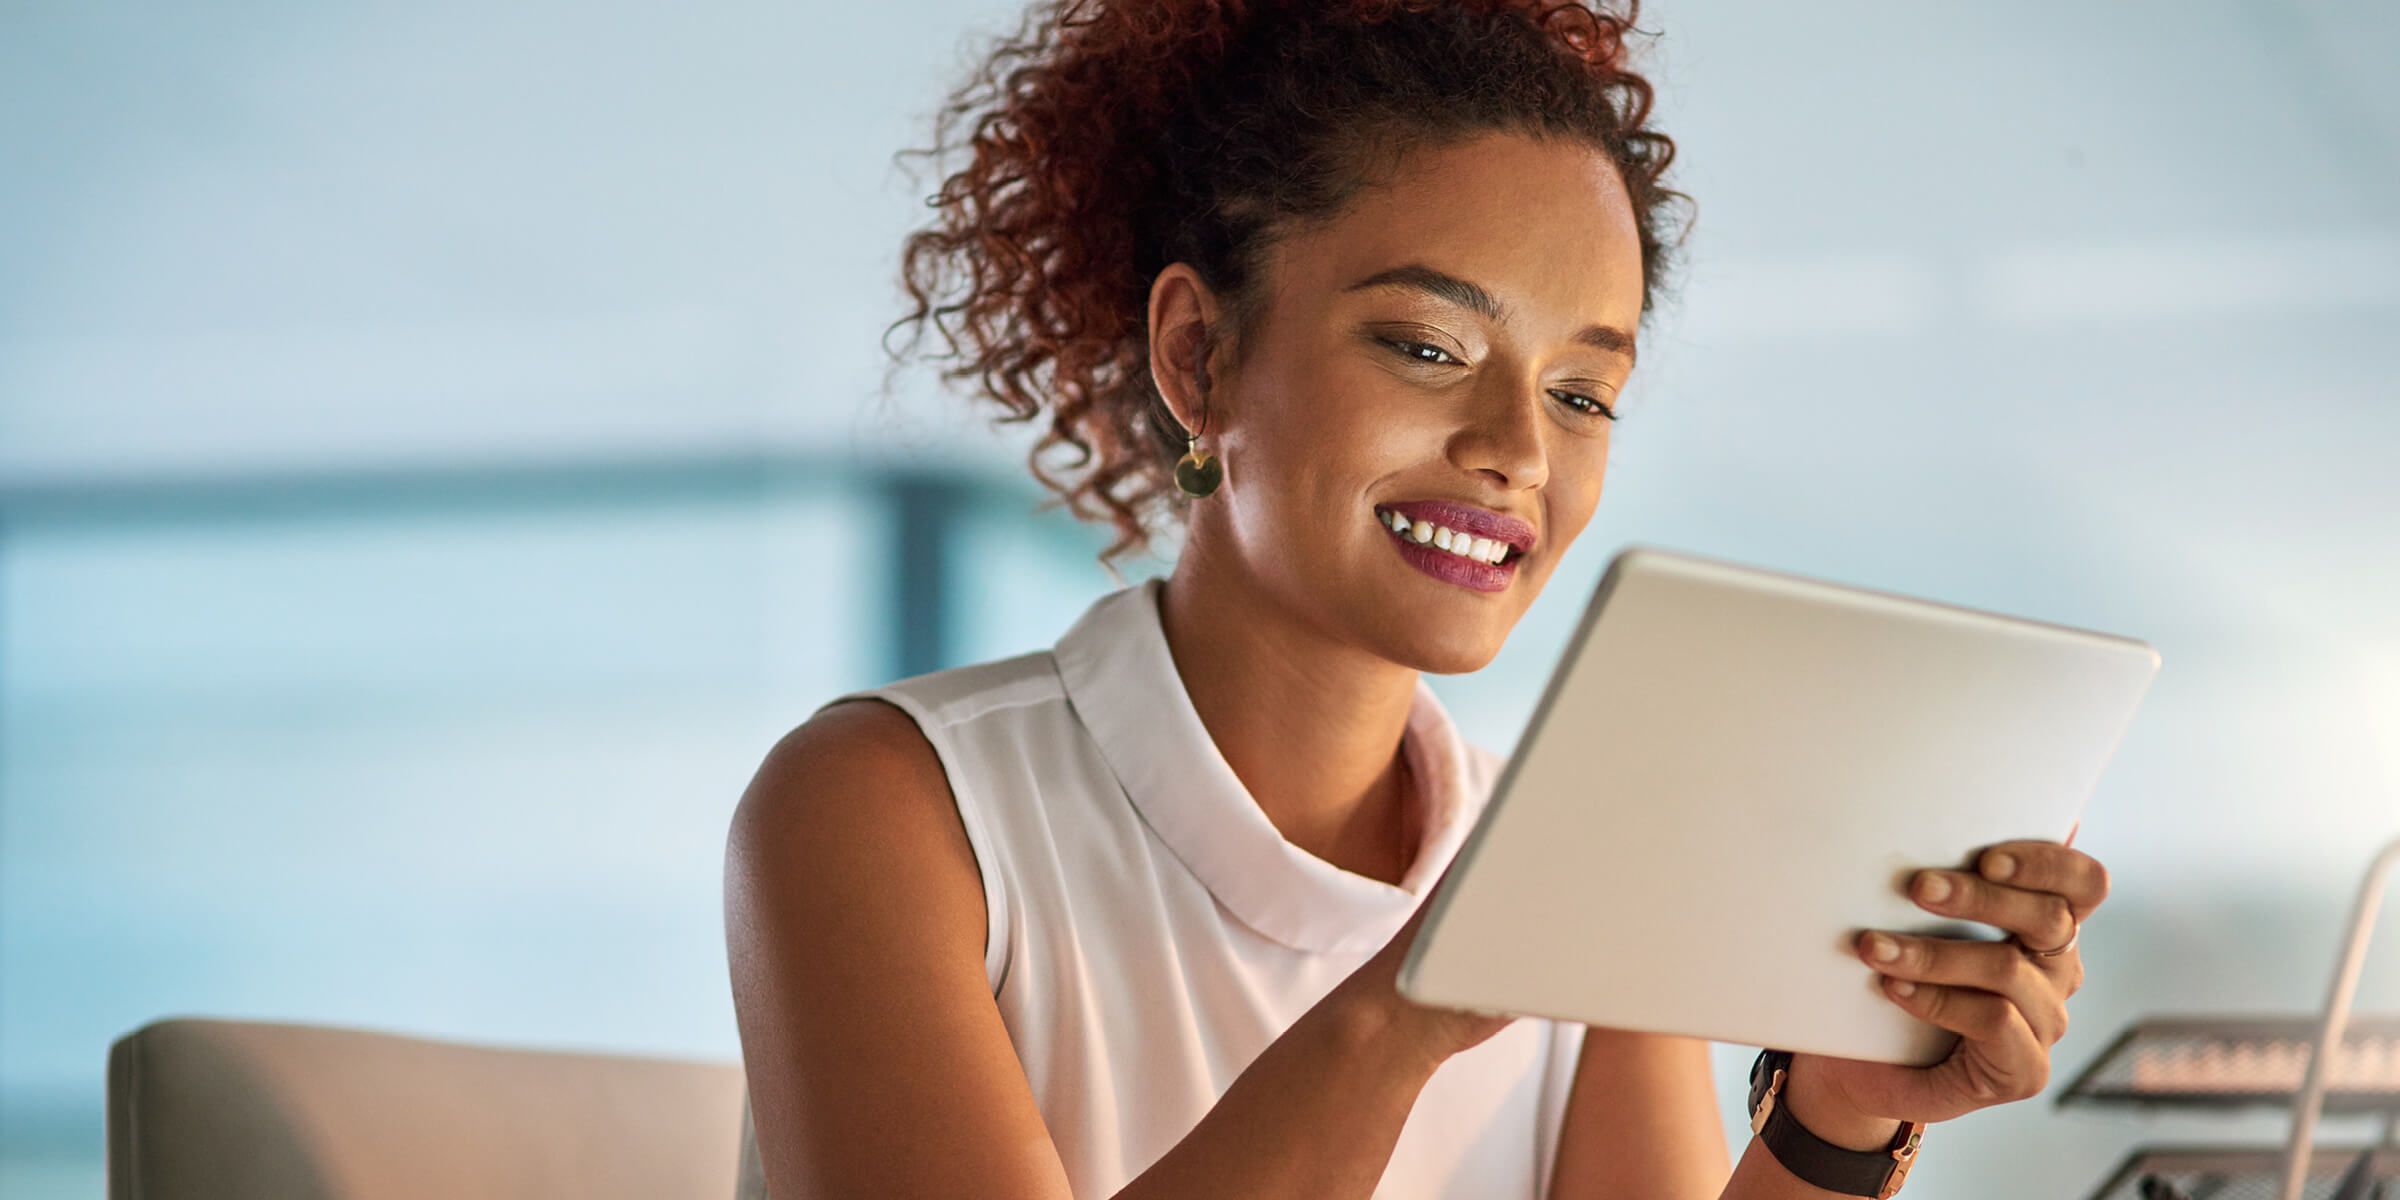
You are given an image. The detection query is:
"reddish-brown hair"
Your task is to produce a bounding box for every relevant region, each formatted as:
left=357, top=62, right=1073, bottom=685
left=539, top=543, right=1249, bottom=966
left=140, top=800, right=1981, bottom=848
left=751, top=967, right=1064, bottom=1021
left=881, top=0, right=1693, bottom=573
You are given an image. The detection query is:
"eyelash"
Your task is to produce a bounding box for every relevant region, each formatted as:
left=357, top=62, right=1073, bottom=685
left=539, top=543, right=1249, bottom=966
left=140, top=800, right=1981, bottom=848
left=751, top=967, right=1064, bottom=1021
left=1378, top=338, right=1618, bottom=421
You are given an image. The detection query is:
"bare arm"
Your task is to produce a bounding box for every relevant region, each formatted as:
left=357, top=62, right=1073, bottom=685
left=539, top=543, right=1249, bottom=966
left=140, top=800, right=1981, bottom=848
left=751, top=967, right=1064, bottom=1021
left=1546, top=1029, right=1916, bottom=1200
left=1546, top=1029, right=1729, bottom=1200
left=1545, top=1027, right=1920, bottom=1195
left=725, top=699, right=1070, bottom=1197
left=724, top=699, right=1509, bottom=1200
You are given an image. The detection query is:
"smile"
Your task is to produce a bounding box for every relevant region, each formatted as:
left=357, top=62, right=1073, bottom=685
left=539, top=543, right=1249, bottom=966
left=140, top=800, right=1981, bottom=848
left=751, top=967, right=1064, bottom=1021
left=1373, top=503, right=1530, bottom=594
left=1376, top=507, right=1516, bottom=565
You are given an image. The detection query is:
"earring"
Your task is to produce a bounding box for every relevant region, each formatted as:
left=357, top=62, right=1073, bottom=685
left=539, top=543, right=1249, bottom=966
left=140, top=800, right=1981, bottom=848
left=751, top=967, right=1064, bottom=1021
left=1174, top=404, right=1222, bottom=498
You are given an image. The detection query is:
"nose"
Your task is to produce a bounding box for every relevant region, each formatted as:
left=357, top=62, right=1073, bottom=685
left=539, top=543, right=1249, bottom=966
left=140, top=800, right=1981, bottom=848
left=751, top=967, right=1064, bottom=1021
left=1447, top=384, right=1550, bottom=491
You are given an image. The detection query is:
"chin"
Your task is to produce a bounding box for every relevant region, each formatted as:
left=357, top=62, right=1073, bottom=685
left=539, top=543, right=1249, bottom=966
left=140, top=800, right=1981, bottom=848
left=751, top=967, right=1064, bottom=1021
left=1345, top=582, right=1528, bottom=677
left=1380, top=620, right=1506, bottom=676
left=1415, top=646, right=1501, bottom=676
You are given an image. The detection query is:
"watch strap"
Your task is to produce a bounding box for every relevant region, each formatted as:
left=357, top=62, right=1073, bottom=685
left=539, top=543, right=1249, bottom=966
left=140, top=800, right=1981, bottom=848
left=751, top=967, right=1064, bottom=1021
left=1747, top=1048, right=1924, bottom=1198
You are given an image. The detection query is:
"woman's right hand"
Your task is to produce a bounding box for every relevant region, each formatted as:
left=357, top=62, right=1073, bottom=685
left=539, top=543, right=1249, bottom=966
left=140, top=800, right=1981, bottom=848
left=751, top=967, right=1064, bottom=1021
left=1328, top=873, right=1519, bottom=1069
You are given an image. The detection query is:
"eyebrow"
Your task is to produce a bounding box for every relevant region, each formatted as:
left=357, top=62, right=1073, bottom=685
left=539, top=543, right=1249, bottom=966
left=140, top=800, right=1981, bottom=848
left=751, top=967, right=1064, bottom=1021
left=1341, top=262, right=1638, bottom=363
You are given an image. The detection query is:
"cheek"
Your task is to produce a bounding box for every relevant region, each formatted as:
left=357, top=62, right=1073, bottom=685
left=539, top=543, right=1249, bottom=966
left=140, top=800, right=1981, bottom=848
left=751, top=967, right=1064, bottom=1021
left=1239, top=367, right=1426, bottom=488
left=1550, top=444, right=1610, bottom=540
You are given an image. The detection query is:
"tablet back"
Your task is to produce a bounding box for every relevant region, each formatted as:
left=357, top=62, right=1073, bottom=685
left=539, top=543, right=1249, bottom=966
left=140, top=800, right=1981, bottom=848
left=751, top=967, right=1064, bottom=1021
left=1396, top=545, right=2159, bottom=1066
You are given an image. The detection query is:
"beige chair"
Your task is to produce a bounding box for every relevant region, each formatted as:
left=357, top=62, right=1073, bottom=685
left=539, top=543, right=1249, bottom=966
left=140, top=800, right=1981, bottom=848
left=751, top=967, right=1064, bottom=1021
left=106, top=1016, right=754, bottom=1200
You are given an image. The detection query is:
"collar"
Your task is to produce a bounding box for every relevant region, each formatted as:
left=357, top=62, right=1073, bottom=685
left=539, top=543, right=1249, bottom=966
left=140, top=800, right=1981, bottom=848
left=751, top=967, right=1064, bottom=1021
left=1051, top=577, right=1481, bottom=954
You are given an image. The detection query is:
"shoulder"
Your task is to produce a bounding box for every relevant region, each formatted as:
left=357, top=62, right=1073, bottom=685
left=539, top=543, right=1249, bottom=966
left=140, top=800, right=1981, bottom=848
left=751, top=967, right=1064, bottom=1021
left=834, top=649, right=1066, bottom=737
left=744, top=696, right=956, bottom=824
left=726, top=649, right=1064, bottom=972
left=726, top=698, right=984, bottom=951
left=731, top=647, right=1059, bottom=856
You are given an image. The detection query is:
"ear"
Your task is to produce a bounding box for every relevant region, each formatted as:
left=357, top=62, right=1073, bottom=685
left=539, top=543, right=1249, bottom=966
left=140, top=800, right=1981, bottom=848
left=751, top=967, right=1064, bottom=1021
left=1146, top=263, right=1224, bottom=437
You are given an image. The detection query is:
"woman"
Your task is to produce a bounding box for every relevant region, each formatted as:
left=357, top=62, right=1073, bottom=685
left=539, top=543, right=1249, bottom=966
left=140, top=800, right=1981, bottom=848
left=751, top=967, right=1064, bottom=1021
left=725, top=2, right=2109, bottom=1197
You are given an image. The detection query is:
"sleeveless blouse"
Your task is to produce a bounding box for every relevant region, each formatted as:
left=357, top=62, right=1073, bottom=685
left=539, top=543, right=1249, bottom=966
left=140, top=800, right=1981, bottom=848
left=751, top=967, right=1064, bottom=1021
left=735, top=577, right=1586, bottom=1198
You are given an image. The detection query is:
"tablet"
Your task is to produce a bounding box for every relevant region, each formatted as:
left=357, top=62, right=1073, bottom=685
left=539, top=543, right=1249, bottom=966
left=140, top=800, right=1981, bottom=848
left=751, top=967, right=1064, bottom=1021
left=1396, top=544, right=2160, bottom=1066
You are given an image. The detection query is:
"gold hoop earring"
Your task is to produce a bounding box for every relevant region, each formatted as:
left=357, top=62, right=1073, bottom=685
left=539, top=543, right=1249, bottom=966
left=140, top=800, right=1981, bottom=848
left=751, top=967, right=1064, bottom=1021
left=1174, top=404, right=1222, bottom=498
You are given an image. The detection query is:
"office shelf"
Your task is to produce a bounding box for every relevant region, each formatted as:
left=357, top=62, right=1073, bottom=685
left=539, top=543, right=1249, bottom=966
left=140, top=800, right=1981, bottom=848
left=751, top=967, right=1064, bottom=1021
left=2082, top=1144, right=2397, bottom=1200
left=2067, top=835, right=2400, bottom=1199
left=2059, top=1014, right=2400, bottom=1113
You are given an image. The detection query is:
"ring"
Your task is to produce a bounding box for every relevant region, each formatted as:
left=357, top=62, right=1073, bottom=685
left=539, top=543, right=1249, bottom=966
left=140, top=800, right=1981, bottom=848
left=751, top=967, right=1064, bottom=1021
left=2016, top=922, right=2079, bottom=959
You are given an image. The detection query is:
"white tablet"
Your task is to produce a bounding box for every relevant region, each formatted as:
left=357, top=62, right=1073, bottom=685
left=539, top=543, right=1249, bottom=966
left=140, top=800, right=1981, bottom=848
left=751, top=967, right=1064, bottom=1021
left=1396, top=545, right=2160, bottom=1066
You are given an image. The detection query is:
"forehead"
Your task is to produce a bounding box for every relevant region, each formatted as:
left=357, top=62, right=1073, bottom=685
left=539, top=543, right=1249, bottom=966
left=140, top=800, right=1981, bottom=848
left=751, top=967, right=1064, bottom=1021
left=1272, top=131, right=1647, bottom=333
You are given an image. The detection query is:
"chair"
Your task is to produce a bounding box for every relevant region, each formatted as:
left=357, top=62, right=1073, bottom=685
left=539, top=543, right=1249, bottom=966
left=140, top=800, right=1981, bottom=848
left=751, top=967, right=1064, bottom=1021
left=105, top=1016, right=747, bottom=1199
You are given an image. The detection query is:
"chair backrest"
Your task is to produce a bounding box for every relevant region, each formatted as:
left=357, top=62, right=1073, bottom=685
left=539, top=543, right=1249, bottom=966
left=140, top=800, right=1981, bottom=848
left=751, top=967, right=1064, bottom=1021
left=107, top=1017, right=746, bottom=1200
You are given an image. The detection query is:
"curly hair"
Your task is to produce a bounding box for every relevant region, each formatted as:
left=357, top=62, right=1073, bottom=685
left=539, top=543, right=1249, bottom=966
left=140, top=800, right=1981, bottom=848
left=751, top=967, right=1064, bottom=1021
left=879, top=0, right=1693, bottom=575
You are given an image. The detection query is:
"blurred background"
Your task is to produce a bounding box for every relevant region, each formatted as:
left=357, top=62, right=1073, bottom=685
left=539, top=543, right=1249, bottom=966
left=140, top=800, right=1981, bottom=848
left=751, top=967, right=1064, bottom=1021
left=4, top=1, right=2396, bottom=1196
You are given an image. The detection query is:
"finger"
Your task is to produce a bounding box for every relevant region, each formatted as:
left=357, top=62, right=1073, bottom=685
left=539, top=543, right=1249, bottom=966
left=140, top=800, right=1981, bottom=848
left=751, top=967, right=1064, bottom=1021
left=1873, top=975, right=2051, bottom=1104
left=1857, top=931, right=2070, bottom=1045
left=1913, top=867, right=2079, bottom=953
left=1972, top=842, right=2111, bottom=922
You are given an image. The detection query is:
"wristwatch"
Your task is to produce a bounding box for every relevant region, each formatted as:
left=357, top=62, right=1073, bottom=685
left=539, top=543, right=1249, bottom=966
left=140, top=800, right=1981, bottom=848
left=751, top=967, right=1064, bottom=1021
left=1747, top=1048, right=1924, bottom=1198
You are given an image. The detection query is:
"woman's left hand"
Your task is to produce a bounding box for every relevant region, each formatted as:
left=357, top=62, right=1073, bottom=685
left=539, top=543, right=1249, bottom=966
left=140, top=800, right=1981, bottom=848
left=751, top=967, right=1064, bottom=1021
left=1795, top=833, right=2110, bottom=1127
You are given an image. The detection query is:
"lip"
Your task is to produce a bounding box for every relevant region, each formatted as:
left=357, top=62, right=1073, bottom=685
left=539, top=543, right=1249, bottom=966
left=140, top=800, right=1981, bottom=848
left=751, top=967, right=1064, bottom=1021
left=1373, top=499, right=1539, bottom=558
left=1380, top=520, right=1519, bottom=593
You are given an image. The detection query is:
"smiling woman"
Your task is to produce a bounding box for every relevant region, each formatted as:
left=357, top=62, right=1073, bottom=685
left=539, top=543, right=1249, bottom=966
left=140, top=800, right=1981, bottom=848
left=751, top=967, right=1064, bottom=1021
left=725, top=3, right=1751, bottom=1200
left=880, top=0, right=1688, bottom=582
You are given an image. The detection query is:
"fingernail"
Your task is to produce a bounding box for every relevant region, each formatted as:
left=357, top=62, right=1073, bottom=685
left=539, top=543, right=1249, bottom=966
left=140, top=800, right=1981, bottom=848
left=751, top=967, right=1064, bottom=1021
left=1865, top=933, right=1900, bottom=962
left=1918, top=872, right=1953, bottom=903
left=1984, top=852, right=2016, bottom=881
left=1889, top=977, right=1917, bottom=997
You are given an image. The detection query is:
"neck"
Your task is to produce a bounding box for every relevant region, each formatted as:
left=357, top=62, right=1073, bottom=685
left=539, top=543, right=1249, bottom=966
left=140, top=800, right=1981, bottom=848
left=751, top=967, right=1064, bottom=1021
left=1158, top=539, right=1421, bottom=886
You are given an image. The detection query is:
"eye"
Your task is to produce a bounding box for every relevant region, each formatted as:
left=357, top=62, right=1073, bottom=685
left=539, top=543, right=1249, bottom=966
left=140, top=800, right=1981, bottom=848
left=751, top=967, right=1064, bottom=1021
left=1379, top=337, right=1461, bottom=366
left=1552, top=389, right=1618, bottom=421
left=1379, top=336, right=1617, bottom=421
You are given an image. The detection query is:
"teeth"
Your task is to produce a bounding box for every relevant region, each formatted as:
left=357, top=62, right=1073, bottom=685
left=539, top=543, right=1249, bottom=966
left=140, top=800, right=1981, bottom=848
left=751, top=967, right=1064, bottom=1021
left=1376, top=508, right=1512, bottom=565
